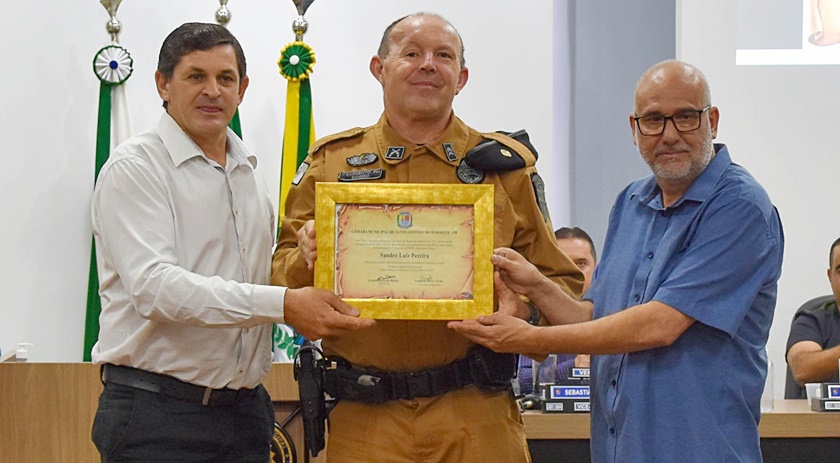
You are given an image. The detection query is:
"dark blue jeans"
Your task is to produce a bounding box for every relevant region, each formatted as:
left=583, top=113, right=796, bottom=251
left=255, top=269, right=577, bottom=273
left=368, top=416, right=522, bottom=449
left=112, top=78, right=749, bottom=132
left=92, top=382, right=274, bottom=462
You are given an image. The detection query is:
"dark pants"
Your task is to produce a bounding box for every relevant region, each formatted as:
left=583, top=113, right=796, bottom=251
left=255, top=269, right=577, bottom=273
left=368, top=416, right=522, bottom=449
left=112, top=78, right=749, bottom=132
left=92, top=382, right=274, bottom=462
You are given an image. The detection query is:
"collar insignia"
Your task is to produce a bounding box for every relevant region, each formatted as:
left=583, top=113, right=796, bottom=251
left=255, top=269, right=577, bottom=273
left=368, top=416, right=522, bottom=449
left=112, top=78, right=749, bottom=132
left=443, top=143, right=458, bottom=162
left=385, top=146, right=405, bottom=160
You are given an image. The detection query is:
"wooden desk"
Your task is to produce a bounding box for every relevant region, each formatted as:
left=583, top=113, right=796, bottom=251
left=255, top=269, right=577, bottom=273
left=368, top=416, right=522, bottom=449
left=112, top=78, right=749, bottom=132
left=522, top=400, right=840, bottom=463
left=0, top=362, right=311, bottom=463
left=2, top=362, right=836, bottom=463
left=523, top=400, right=840, bottom=439
left=0, top=363, right=103, bottom=463
left=757, top=399, right=840, bottom=437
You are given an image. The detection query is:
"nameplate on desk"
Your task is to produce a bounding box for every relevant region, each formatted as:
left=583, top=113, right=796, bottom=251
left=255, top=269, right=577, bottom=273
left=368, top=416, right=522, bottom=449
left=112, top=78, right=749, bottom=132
left=544, top=402, right=564, bottom=412
left=574, top=402, right=591, bottom=412
left=549, top=385, right=590, bottom=400
left=810, top=385, right=840, bottom=412
left=826, top=401, right=840, bottom=410
left=541, top=398, right=590, bottom=413
left=572, top=368, right=590, bottom=378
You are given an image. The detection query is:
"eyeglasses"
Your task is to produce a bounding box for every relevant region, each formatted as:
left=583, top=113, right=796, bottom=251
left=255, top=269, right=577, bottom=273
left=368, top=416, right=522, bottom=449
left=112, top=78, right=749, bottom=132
left=633, top=106, right=711, bottom=136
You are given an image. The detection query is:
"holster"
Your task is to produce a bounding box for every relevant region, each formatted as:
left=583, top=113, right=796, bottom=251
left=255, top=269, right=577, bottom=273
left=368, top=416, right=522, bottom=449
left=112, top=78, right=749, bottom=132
left=293, top=343, right=328, bottom=457
left=324, top=346, right=516, bottom=404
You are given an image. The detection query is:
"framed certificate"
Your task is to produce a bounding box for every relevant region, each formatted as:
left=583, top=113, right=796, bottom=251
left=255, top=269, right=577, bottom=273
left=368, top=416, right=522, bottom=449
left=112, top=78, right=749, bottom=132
left=314, top=183, right=494, bottom=320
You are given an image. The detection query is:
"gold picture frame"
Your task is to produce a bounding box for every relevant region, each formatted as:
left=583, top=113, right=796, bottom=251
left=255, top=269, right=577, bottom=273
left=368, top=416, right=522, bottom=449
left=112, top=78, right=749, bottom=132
left=314, top=182, right=495, bottom=319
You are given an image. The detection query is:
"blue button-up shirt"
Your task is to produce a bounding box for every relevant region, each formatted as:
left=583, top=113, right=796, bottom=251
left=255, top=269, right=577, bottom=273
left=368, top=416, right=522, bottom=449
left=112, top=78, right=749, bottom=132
left=585, top=144, right=784, bottom=463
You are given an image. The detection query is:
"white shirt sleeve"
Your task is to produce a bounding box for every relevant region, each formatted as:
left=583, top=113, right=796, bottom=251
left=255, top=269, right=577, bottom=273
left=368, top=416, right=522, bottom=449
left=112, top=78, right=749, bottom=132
left=92, top=155, right=285, bottom=329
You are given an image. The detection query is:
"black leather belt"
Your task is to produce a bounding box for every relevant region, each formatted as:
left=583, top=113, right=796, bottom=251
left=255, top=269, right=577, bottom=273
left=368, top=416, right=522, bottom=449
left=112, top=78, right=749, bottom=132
left=324, top=347, right=516, bottom=403
left=101, top=364, right=257, bottom=407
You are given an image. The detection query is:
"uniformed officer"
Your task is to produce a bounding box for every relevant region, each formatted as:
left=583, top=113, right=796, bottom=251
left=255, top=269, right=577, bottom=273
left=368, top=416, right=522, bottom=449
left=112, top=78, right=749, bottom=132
left=272, top=13, right=582, bottom=463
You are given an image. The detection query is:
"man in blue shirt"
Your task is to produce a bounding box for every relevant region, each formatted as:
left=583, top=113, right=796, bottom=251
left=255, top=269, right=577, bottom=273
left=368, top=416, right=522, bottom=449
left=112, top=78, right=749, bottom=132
left=450, top=60, right=784, bottom=462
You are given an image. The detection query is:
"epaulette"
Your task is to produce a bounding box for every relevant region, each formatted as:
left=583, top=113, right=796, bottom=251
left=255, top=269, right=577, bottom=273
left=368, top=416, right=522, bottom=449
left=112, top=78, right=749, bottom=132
left=464, top=129, right=538, bottom=173
left=307, top=127, right=366, bottom=156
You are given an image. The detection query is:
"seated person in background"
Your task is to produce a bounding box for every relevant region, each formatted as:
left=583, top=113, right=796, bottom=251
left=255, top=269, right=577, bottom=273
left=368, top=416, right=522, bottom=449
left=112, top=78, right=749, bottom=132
left=786, top=237, right=840, bottom=397
left=518, top=227, right=597, bottom=394
left=554, top=227, right=597, bottom=293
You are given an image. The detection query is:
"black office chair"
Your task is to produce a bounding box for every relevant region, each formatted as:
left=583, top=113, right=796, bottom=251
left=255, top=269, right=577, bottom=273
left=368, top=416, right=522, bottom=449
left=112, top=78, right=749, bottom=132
left=783, top=295, right=836, bottom=399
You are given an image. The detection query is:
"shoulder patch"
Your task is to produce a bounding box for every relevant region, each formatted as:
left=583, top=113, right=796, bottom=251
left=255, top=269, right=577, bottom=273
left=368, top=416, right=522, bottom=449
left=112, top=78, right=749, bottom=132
left=308, top=127, right=366, bottom=156
left=291, top=161, right=310, bottom=186
left=464, top=130, right=538, bottom=173
left=531, top=172, right=550, bottom=222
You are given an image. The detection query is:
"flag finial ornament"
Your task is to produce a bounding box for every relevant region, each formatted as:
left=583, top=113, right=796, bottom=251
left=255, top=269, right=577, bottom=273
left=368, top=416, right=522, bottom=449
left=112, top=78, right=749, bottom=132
left=292, top=0, right=314, bottom=41
left=99, top=0, right=124, bottom=43
left=94, top=1, right=132, bottom=85
left=294, top=0, right=315, bottom=17
left=216, top=0, right=232, bottom=27
left=278, top=42, right=315, bottom=81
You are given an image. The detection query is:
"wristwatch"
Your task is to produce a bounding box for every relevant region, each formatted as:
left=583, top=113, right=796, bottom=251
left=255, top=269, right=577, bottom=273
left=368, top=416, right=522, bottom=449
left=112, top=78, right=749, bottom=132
left=527, top=303, right=541, bottom=326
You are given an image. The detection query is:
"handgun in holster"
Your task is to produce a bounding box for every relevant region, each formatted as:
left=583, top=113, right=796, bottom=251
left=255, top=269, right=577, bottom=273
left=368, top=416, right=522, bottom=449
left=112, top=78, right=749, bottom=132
left=293, top=342, right=329, bottom=458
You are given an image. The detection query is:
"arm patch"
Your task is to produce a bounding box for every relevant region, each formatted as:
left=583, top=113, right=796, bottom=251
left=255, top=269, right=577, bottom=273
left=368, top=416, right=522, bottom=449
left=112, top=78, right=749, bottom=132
left=531, top=172, right=550, bottom=222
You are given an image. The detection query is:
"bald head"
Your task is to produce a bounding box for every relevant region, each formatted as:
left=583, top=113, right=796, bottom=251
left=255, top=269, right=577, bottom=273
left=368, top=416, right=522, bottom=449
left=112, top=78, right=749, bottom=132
left=377, top=13, right=466, bottom=67
left=634, top=60, right=711, bottom=111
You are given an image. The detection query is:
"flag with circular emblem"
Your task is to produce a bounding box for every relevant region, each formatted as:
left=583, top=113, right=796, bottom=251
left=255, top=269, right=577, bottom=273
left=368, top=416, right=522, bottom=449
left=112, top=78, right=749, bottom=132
left=274, top=40, right=316, bottom=361
left=277, top=41, right=316, bottom=232
left=84, top=43, right=134, bottom=361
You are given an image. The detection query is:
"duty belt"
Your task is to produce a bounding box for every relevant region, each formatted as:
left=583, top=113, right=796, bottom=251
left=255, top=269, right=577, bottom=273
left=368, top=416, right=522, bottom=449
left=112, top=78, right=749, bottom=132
left=324, top=346, right=516, bottom=403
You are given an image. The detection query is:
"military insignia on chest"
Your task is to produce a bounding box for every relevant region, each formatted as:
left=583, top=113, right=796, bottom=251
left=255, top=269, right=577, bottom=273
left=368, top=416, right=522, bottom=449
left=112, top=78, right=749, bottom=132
left=337, top=168, right=385, bottom=182
left=457, top=160, right=485, bottom=184
left=385, top=146, right=405, bottom=160
left=346, top=153, right=378, bottom=167
left=443, top=142, right=458, bottom=162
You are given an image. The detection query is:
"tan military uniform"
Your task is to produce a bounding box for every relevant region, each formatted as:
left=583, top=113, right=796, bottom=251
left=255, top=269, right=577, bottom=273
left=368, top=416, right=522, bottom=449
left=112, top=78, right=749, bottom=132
left=272, top=113, right=582, bottom=463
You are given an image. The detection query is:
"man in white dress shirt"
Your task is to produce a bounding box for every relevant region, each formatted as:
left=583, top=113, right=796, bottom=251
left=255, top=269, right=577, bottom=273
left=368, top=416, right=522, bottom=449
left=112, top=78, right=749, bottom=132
left=89, top=23, right=374, bottom=463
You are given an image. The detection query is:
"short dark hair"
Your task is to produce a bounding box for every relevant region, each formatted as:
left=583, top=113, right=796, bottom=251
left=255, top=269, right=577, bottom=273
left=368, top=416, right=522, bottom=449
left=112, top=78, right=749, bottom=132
left=831, top=237, right=840, bottom=268
left=377, top=13, right=466, bottom=67
left=157, top=23, right=247, bottom=108
left=555, top=227, right=597, bottom=262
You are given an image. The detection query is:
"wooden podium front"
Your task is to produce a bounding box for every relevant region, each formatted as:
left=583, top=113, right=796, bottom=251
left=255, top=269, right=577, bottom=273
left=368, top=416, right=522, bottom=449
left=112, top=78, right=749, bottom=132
left=0, top=361, right=102, bottom=462
left=6, top=359, right=838, bottom=463
left=0, top=361, right=315, bottom=463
